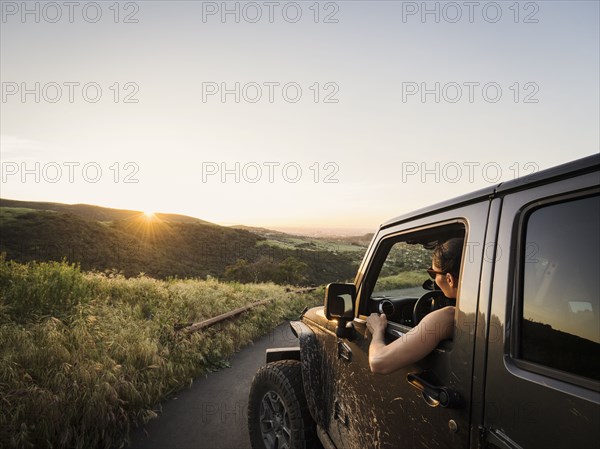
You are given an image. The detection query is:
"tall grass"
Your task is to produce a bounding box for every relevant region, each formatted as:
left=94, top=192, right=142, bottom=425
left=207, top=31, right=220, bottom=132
left=0, top=255, right=321, bottom=449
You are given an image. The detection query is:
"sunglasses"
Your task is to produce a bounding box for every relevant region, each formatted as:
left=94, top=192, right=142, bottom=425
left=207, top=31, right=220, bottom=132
left=426, top=267, right=446, bottom=279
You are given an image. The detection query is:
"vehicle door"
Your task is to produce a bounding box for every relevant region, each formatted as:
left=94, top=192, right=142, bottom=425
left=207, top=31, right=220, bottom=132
left=327, top=201, right=492, bottom=449
left=481, top=172, right=600, bottom=449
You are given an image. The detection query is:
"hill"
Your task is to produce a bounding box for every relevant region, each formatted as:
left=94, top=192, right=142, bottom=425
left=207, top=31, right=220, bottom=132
left=230, top=224, right=289, bottom=236
left=232, top=224, right=373, bottom=254
left=0, top=200, right=363, bottom=285
left=0, top=198, right=212, bottom=224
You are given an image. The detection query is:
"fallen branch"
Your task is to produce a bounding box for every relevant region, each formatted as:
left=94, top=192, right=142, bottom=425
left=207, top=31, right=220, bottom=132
left=174, top=287, right=318, bottom=334
left=175, top=298, right=274, bottom=334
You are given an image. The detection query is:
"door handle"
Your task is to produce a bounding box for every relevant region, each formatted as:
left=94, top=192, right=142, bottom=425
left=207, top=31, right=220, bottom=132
left=337, top=340, right=352, bottom=362
left=407, top=371, right=462, bottom=408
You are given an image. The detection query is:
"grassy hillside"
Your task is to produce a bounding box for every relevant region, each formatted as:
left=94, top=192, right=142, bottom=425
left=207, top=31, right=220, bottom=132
left=0, top=256, right=322, bottom=449
left=233, top=224, right=373, bottom=253
left=0, top=206, right=362, bottom=285
left=0, top=198, right=211, bottom=224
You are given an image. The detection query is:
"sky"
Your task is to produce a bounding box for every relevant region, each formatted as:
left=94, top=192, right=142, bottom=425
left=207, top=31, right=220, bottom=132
left=1, top=0, right=599, bottom=235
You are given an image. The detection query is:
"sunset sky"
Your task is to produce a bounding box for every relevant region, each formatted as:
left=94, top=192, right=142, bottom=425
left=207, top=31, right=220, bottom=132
left=1, top=1, right=599, bottom=234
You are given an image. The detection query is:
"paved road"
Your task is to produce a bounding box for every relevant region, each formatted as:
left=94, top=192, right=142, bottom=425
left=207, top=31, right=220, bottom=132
left=128, top=322, right=299, bottom=449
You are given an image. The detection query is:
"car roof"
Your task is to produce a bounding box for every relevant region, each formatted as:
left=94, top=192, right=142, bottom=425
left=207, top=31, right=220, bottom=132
left=381, top=153, right=600, bottom=229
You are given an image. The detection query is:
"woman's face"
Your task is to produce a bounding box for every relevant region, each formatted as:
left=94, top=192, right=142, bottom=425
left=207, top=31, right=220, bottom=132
left=431, top=261, right=458, bottom=299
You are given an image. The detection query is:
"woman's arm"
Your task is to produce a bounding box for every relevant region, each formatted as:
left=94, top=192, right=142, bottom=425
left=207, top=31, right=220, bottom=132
left=366, top=306, right=455, bottom=375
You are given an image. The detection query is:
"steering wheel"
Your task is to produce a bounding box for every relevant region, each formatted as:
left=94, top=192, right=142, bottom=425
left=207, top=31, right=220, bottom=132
left=413, top=290, right=448, bottom=326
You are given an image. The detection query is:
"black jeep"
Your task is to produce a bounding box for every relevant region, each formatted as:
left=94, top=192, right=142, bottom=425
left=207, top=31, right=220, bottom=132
left=248, top=154, right=600, bottom=449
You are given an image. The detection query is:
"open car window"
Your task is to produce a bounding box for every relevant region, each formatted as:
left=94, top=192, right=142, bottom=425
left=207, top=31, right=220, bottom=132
left=370, top=242, right=432, bottom=328
left=364, top=223, right=466, bottom=328
left=371, top=242, right=432, bottom=300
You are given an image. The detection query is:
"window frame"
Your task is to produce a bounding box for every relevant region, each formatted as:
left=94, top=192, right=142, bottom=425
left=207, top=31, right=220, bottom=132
left=357, top=219, right=467, bottom=324
left=511, top=188, right=600, bottom=392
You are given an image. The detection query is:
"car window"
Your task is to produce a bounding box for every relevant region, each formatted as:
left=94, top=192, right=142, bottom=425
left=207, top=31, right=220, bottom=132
left=519, top=194, right=600, bottom=381
left=371, top=241, right=431, bottom=300
left=366, top=224, right=466, bottom=327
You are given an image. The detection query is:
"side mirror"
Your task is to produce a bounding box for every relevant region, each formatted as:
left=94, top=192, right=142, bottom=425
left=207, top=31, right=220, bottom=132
left=325, top=283, right=356, bottom=340
left=325, top=283, right=356, bottom=319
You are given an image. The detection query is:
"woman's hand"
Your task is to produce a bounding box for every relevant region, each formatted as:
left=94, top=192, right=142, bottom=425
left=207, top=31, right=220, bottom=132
left=366, top=313, right=387, bottom=336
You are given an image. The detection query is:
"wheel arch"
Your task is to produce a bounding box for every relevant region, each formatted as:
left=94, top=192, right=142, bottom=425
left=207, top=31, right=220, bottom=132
left=289, top=320, right=327, bottom=429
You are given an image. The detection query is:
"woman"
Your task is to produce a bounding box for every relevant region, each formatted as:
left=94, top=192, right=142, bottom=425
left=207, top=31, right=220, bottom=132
left=366, top=238, right=463, bottom=375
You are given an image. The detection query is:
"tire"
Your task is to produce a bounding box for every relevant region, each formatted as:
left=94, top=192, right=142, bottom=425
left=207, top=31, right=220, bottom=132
left=248, top=360, right=320, bottom=449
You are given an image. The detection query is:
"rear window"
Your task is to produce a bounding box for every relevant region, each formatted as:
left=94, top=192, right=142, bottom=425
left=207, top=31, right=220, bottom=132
left=518, top=194, right=600, bottom=382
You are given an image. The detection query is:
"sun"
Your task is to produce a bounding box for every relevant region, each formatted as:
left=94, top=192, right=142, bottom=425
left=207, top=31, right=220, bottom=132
left=143, top=211, right=156, bottom=219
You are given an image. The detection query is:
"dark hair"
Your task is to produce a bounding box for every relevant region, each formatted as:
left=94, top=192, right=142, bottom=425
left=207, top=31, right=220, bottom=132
left=432, top=238, right=463, bottom=278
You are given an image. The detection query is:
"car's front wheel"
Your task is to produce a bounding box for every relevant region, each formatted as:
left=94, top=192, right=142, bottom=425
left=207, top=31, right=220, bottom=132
left=248, top=360, right=319, bottom=449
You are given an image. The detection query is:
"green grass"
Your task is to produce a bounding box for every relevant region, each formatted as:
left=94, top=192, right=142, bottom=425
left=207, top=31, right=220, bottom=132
left=0, top=255, right=322, bottom=449
left=257, top=236, right=367, bottom=254
left=373, top=270, right=429, bottom=291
